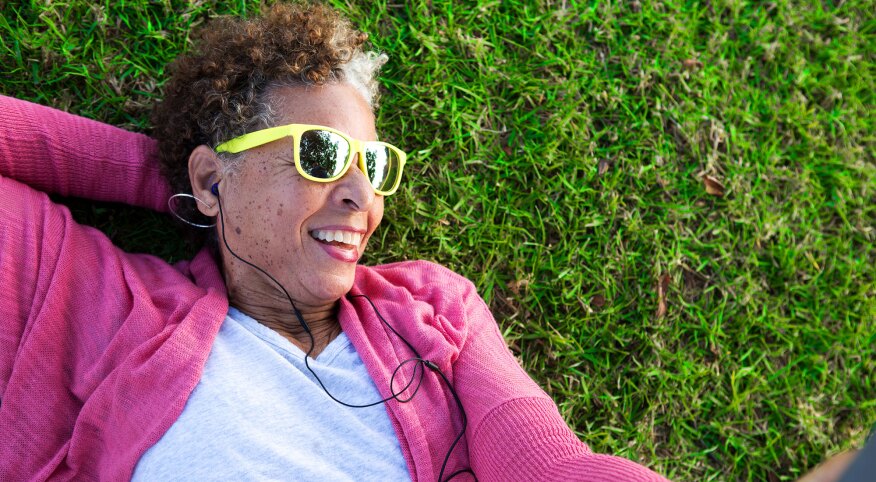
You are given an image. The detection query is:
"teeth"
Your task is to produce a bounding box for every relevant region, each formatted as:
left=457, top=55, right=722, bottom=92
left=311, top=230, right=362, bottom=246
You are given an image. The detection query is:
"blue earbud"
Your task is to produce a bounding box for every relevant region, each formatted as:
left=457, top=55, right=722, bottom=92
left=211, top=182, right=219, bottom=196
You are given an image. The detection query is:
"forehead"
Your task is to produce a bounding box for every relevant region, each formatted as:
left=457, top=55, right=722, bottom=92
left=268, top=83, right=377, bottom=141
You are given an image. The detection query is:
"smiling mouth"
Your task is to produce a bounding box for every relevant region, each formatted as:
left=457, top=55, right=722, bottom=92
left=310, top=229, right=362, bottom=249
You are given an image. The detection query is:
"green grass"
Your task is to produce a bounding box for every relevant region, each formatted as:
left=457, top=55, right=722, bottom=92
left=2, top=0, right=874, bottom=480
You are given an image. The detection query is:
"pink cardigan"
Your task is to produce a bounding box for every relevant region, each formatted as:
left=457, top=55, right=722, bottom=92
left=0, top=96, right=668, bottom=481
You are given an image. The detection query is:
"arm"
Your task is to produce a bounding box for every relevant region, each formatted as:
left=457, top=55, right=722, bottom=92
left=0, top=171, right=227, bottom=479
left=453, top=285, right=668, bottom=481
left=0, top=175, right=52, bottom=397
left=0, top=94, right=173, bottom=423
left=0, top=95, right=171, bottom=211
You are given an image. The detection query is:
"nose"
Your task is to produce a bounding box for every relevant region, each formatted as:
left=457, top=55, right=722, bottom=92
left=336, top=152, right=377, bottom=211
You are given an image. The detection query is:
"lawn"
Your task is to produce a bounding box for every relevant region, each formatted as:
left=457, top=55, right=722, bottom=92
left=1, top=0, right=873, bottom=480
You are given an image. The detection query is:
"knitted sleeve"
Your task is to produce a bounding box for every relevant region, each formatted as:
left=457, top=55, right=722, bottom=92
left=0, top=95, right=171, bottom=211
left=0, top=172, right=227, bottom=481
left=453, top=283, right=669, bottom=481
left=0, top=174, right=54, bottom=398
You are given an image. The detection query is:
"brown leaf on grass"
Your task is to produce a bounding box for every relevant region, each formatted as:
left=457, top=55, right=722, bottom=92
left=508, top=278, right=530, bottom=295
left=654, top=301, right=667, bottom=319
left=702, top=174, right=725, bottom=196
left=683, top=58, right=704, bottom=70
left=598, top=159, right=611, bottom=176
left=655, top=273, right=670, bottom=319
left=591, top=294, right=606, bottom=309
left=501, top=132, right=513, bottom=156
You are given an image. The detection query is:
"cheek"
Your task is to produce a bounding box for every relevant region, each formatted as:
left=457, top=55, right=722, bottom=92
left=225, top=196, right=291, bottom=268
left=370, top=200, right=385, bottom=230
left=263, top=186, right=325, bottom=239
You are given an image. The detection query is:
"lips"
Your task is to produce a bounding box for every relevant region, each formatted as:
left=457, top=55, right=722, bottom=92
left=309, top=228, right=363, bottom=263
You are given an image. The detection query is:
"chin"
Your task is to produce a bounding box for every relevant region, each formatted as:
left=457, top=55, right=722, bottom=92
left=305, top=272, right=356, bottom=302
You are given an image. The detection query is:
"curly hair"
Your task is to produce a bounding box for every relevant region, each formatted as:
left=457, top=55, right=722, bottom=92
left=152, top=2, right=387, bottom=235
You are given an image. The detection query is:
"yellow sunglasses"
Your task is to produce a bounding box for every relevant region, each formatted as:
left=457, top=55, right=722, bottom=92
left=215, top=124, right=407, bottom=196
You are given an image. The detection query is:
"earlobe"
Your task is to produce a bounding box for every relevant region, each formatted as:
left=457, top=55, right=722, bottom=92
left=188, top=145, right=221, bottom=217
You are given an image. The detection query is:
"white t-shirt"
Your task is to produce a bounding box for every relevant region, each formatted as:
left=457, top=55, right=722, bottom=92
left=133, top=307, right=410, bottom=481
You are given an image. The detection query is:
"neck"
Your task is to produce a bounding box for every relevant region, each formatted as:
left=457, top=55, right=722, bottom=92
left=229, top=285, right=342, bottom=358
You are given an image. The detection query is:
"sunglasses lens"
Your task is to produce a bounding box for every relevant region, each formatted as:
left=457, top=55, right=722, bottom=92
left=299, top=130, right=351, bottom=179
left=364, top=145, right=402, bottom=193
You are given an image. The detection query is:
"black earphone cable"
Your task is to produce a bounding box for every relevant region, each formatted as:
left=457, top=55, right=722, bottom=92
left=214, top=189, right=475, bottom=481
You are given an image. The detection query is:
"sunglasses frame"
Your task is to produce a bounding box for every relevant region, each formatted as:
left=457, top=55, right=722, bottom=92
left=215, top=123, right=407, bottom=196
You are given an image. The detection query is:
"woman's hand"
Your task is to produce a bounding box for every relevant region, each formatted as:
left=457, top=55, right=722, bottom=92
left=797, top=451, right=858, bottom=482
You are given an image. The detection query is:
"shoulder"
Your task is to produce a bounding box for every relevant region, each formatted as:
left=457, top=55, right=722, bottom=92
left=351, top=260, right=495, bottom=360
left=354, top=260, right=478, bottom=306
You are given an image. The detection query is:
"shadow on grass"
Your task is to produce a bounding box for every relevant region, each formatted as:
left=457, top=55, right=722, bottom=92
left=52, top=195, right=196, bottom=263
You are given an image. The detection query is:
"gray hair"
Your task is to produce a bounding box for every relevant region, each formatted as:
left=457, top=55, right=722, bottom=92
left=214, top=50, right=389, bottom=175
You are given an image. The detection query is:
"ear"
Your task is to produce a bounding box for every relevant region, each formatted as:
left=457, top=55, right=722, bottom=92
left=188, top=145, right=221, bottom=217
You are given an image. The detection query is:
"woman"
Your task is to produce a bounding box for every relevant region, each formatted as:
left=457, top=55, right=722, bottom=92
left=0, top=3, right=667, bottom=481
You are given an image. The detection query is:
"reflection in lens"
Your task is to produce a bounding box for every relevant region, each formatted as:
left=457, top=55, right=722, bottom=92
left=300, top=130, right=349, bottom=179
left=364, top=144, right=399, bottom=192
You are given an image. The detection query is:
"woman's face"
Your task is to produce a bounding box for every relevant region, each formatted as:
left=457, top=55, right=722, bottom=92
left=216, top=83, right=384, bottom=309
